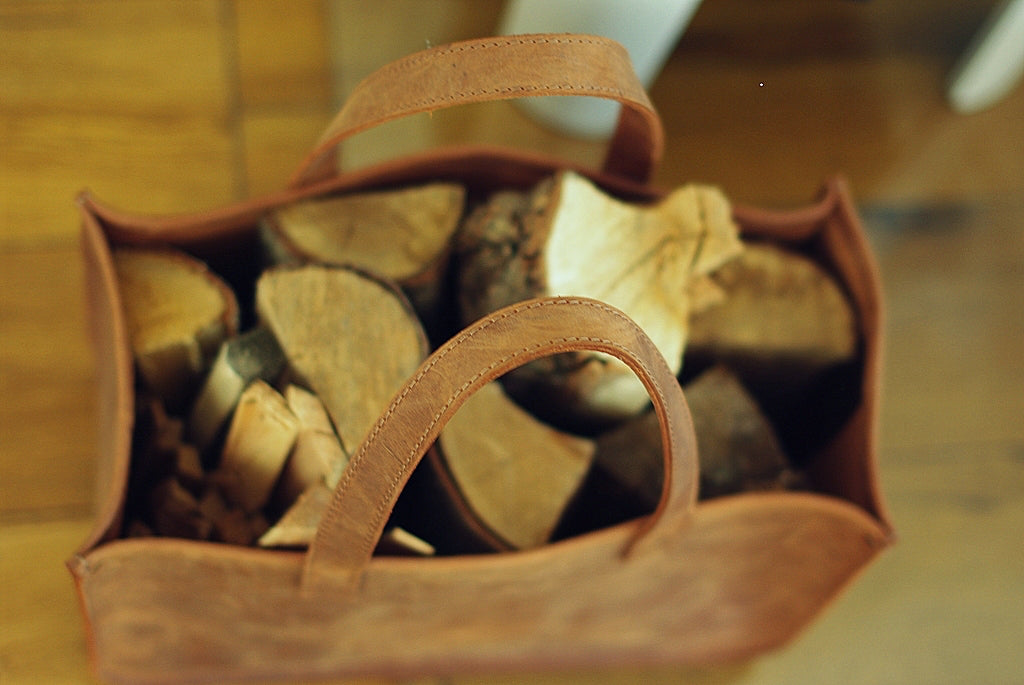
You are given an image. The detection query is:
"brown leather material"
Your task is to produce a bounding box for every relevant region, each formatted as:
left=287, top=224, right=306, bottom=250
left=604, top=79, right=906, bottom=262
left=303, top=298, right=699, bottom=591
left=70, top=34, right=893, bottom=684
left=288, top=34, right=663, bottom=188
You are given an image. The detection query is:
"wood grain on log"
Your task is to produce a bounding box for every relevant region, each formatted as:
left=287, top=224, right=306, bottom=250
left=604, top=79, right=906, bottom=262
left=437, top=381, right=595, bottom=549
left=255, top=264, right=429, bottom=458
left=213, top=379, right=298, bottom=513
left=113, top=247, right=238, bottom=410
left=262, top=182, right=465, bottom=283
left=456, top=170, right=742, bottom=424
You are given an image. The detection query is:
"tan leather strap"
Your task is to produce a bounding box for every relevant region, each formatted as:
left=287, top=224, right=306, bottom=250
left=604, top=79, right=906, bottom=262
left=303, top=297, right=698, bottom=591
left=288, top=34, right=664, bottom=189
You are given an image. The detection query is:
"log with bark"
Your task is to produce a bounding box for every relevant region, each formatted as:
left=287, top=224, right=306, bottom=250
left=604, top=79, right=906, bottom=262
left=187, top=326, right=286, bottom=454
left=455, top=170, right=742, bottom=427
left=686, top=242, right=857, bottom=374
left=261, top=182, right=466, bottom=326
left=113, top=247, right=238, bottom=410
left=558, top=365, right=800, bottom=538
left=684, top=242, right=860, bottom=441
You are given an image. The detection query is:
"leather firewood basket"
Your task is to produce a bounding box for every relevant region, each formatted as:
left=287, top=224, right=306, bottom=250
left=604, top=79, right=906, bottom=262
left=69, top=34, right=894, bottom=684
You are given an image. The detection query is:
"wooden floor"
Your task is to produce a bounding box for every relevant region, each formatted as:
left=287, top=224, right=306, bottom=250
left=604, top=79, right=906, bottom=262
left=2, top=1, right=1022, bottom=683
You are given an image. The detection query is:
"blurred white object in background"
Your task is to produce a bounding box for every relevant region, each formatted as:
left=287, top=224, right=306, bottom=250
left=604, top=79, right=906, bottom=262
left=947, top=0, right=1024, bottom=113
left=498, top=0, right=703, bottom=139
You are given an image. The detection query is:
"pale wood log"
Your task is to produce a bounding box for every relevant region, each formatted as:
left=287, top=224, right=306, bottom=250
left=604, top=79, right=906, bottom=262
left=456, top=170, right=742, bottom=424
left=258, top=482, right=331, bottom=548
left=686, top=242, right=858, bottom=382
left=273, top=384, right=350, bottom=509
left=255, top=264, right=428, bottom=459
left=437, top=380, right=595, bottom=550
left=262, top=182, right=464, bottom=282
left=376, top=527, right=436, bottom=557
left=187, top=326, right=286, bottom=453
left=212, top=379, right=299, bottom=513
left=112, top=247, right=238, bottom=410
left=260, top=483, right=435, bottom=555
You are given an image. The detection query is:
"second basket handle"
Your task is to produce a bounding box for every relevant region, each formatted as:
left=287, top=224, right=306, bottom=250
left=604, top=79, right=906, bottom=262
left=288, top=34, right=664, bottom=189
left=302, top=297, right=699, bottom=592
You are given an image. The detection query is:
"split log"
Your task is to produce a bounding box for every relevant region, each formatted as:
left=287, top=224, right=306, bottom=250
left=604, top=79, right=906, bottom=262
left=376, top=527, right=436, bottom=557
left=436, top=381, right=595, bottom=550
left=258, top=482, right=332, bottom=548
left=113, top=247, right=238, bottom=410
left=262, top=182, right=465, bottom=325
left=255, top=264, right=429, bottom=460
left=272, top=384, right=350, bottom=509
left=187, top=326, right=286, bottom=453
left=259, top=483, right=434, bottom=556
left=588, top=366, right=797, bottom=514
left=262, top=182, right=465, bottom=282
left=212, top=380, right=299, bottom=513
left=686, top=242, right=858, bottom=397
left=456, top=170, right=742, bottom=425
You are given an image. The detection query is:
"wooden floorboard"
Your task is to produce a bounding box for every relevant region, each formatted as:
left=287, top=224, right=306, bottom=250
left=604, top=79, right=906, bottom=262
left=1, top=1, right=1021, bottom=683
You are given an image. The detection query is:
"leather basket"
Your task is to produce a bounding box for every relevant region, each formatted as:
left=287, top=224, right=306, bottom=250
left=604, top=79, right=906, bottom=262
left=69, top=34, right=894, bottom=684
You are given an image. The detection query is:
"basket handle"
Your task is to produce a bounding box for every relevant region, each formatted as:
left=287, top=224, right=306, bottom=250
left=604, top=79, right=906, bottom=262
left=288, top=34, right=664, bottom=189
left=302, top=297, right=699, bottom=591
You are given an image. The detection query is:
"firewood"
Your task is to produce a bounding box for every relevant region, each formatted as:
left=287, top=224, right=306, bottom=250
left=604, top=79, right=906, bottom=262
left=590, top=366, right=796, bottom=511
left=456, top=170, right=742, bottom=424
left=686, top=242, right=858, bottom=395
left=684, top=366, right=800, bottom=498
left=376, top=527, right=436, bottom=557
left=198, top=488, right=269, bottom=545
left=148, top=477, right=213, bottom=540
left=259, top=484, right=435, bottom=556
left=212, top=380, right=299, bottom=513
left=272, top=384, right=350, bottom=509
left=437, top=381, right=595, bottom=550
left=187, top=326, right=286, bottom=453
left=173, top=443, right=205, bottom=494
left=213, top=508, right=270, bottom=546
left=255, top=264, right=428, bottom=459
left=125, top=519, right=155, bottom=539
left=262, top=182, right=465, bottom=326
left=113, top=247, right=238, bottom=410
left=258, top=482, right=331, bottom=548
left=262, top=183, right=465, bottom=283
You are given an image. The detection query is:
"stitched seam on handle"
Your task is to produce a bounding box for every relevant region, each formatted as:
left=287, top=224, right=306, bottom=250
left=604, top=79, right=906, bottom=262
left=313, top=297, right=675, bottom=569
left=398, top=83, right=629, bottom=112
left=365, top=334, right=661, bottom=559
left=369, top=36, right=619, bottom=82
